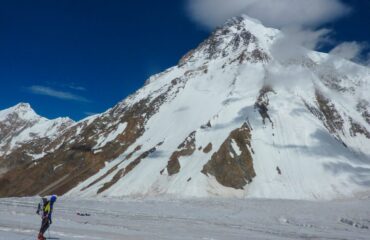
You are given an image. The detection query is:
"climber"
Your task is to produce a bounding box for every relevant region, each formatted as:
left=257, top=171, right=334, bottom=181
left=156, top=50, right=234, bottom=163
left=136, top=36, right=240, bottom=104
left=36, top=195, right=57, bottom=240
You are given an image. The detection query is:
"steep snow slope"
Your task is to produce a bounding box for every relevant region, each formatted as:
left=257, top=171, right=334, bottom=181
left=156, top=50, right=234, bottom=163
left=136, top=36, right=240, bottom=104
left=1, top=16, right=370, bottom=199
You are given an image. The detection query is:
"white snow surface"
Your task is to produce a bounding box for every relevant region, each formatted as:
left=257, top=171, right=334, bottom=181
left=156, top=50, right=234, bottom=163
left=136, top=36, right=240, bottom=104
left=0, top=196, right=370, bottom=240
left=94, top=122, right=128, bottom=149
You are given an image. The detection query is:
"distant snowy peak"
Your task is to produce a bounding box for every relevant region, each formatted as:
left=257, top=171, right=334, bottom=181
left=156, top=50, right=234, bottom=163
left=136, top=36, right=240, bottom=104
left=10, top=102, right=32, bottom=111
left=0, top=102, right=74, bottom=138
left=0, top=103, right=74, bottom=172
left=0, top=103, right=43, bottom=145
left=0, top=102, right=74, bottom=123
left=0, top=102, right=41, bottom=122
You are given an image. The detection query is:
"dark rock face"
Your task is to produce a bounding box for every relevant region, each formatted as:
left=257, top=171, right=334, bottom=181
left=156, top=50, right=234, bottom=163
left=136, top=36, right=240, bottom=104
left=319, top=73, right=350, bottom=93
left=315, top=91, right=344, bottom=134
left=202, top=123, right=256, bottom=189
left=305, top=90, right=345, bottom=137
left=203, top=143, right=213, bottom=154
left=231, top=48, right=270, bottom=65
left=349, top=118, right=370, bottom=139
left=167, top=131, right=196, bottom=176
left=357, top=101, right=370, bottom=125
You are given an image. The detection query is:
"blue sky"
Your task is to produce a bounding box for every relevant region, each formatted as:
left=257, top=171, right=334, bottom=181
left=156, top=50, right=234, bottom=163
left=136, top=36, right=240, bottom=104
left=0, top=0, right=369, bottom=120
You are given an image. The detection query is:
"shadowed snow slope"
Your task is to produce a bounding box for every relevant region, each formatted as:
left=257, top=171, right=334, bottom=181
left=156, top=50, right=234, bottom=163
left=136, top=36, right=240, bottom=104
left=1, top=16, right=370, bottom=199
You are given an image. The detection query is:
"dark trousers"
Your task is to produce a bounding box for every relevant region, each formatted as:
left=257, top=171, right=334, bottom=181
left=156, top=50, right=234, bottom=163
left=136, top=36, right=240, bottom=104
left=40, top=217, right=50, bottom=234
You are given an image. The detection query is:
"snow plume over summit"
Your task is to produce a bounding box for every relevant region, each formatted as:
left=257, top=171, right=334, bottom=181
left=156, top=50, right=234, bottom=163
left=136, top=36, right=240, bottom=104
left=186, top=0, right=350, bottom=29
left=1, top=17, right=370, bottom=200
left=186, top=0, right=370, bottom=66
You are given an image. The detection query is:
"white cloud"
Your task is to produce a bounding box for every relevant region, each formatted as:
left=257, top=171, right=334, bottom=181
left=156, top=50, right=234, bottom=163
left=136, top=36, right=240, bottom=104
left=187, top=0, right=350, bottom=29
left=271, top=27, right=332, bottom=61
left=28, top=85, right=90, bottom=102
left=283, top=27, right=332, bottom=50
left=186, top=0, right=367, bottom=64
left=329, top=41, right=368, bottom=61
left=45, top=81, right=87, bottom=91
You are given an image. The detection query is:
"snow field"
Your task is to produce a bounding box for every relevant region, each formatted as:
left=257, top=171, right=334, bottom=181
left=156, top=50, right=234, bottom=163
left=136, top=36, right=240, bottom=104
left=0, top=197, right=370, bottom=240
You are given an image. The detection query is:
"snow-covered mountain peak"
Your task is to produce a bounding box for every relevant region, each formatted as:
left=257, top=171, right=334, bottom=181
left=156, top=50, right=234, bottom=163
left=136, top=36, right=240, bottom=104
left=0, top=103, right=75, bottom=173
left=13, top=102, right=31, bottom=110
left=11, top=102, right=35, bottom=115
left=54, top=116, right=75, bottom=125
left=179, top=15, right=279, bottom=67
left=0, top=102, right=41, bottom=122
left=224, top=15, right=279, bottom=40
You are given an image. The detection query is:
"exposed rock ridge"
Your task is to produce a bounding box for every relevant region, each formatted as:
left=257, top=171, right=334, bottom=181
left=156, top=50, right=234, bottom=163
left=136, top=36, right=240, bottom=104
left=202, top=123, right=255, bottom=189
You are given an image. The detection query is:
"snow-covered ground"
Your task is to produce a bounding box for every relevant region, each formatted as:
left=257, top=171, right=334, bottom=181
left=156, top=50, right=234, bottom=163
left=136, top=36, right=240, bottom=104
left=0, top=196, right=369, bottom=240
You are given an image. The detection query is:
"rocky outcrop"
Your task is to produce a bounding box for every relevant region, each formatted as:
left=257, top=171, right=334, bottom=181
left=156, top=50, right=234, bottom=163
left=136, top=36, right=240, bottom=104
left=167, top=131, right=196, bottom=176
left=349, top=118, right=370, bottom=139
left=357, top=101, right=370, bottom=125
left=203, top=143, right=213, bottom=154
left=202, top=123, right=255, bottom=189
left=305, top=91, right=344, bottom=136
left=97, top=143, right=161, bottom=194
left=315, top=91, right=344, bottom=134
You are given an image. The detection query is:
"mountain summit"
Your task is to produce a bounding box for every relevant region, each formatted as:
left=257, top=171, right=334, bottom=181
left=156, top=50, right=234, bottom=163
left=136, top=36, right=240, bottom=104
left=1, top=16, right=369, bottom=199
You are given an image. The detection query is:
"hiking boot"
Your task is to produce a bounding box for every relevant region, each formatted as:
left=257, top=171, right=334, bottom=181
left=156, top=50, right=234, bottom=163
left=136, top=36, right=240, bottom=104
left=38, top=233, right=45, bottom=240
